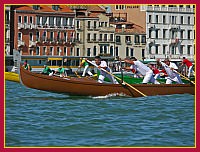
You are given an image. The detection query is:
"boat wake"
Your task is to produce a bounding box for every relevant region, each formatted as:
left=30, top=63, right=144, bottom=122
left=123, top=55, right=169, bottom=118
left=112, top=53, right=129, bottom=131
left=92, top=93, right=129, bottom=99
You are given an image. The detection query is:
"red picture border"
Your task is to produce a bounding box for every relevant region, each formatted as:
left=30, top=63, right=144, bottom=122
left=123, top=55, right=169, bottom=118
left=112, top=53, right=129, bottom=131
left=1, top=0, right=199, bottom=152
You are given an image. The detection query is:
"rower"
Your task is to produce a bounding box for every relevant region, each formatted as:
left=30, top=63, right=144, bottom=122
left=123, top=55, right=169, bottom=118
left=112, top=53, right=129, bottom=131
left=78, top=57, right=93, bottom=77
left=157, top=58, right=183, bottom=84
left=124, top=57, right=160, bottom=84
left=55, top=64, right=66, bottom=78
left=41, top=65, right=54, bottom=76
left=93, top=56, right=118, bottom=84
left=182, top=57, right=195, bottom=78
left=22, top=60, right=32, bottom=71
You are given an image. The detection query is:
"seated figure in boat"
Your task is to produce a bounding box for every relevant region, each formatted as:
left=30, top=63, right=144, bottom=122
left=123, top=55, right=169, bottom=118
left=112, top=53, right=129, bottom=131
left=55, top=64, right=66, bottom=78
left=93, top=56, right=119, bottom=84
left=41, top=65, right=54, bottom=76
left=124, top=57, right=160, bottom=84
left=22, top=60, right=32, bottom=71
left=157, top=58, right=183, bottom=84
left=148, top=64, right=160, bottom=79
left=78, top=57, right=93, bottom=77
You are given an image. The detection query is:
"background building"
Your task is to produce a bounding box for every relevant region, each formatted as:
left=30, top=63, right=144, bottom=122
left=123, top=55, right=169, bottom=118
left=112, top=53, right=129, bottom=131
left=5, top=6, right=10, bottom=55
left=14, top=5, right=75, bottom=56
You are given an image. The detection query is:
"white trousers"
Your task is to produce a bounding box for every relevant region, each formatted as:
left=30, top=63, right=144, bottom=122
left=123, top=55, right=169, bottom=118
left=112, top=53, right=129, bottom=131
left=98, top=68, right=119, bottom=84
left=143, top=70, right=160, bottom=84
left=188, top=65, right=194, bottom=78
left=166, top=74, right=183, bottom=84
left=82, top=65, right=93, bottom=77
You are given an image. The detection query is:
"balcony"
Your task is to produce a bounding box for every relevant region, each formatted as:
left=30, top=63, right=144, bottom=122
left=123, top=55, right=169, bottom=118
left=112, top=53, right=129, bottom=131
left=116, top=41, right=121, bottom=45
left=30, top=24, right=37, bottom=29
left=29, top=41, right=36, bottom=47
left=126, top=40, right=132, bottom=45
left=18, top=23, right=24, bottom=29
left=18, top=40, right=25, bottom=47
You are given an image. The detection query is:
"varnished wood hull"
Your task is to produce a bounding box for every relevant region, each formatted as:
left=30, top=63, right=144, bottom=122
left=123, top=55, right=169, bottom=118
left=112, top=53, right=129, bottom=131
left=20, top=67, right=195, bottom=97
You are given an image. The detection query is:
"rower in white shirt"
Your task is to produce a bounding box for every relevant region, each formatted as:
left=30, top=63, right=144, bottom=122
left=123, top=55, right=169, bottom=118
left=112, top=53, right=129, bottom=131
left=124, top=57, right=160, bottom=84
left=93, top=56, right=119, bottom=84
left=157, top=58, right=183, bottom=84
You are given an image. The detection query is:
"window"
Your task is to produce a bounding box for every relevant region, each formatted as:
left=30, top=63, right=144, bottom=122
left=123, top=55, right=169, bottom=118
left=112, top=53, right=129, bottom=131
left=188, top=30, right=191, bottom=39
left=99, top=34, right=103, bottom=41
left=188, top=16, right=190, bottom=24
left=130, top=48, right=134, bottom=56
left=87, top=33, right=90, bottom=41
left=116, top=47, right=119, bottom=56
left=56, top=17, right=61, bottom=26
left=156, top=15, right=159, bottom=23
left=110, top=46, right=113, bottom=56
left=181, top=16, right=184, bottom=24
left=125, top=36, right=131, bottom=43
left=142, top=49, right=145, bottom=58
left=163, top=29, right=167, bottom=39
left=18, top=16, right=22, bottom=23
left=149, top=45, right=152, bottom=54
left=104, top=34, right=107, bottom=41
left=163, top=45, right=166, bottom=54
left=155, top=46, right=159, bottom=54
left=64, top=47, right=67, bottom=56
left=187, top=45, right=191, bottom=55
left=64, top=32, right=67, bottom=41
left=94, top=21, right=97, bottom=28
left=50, top=32, right=54, bottom=41
left=42, top=16, right=47, bottom=25
left=76, top=48, right=80, bottom=56
left=110, top=34, right=113, bottom=41
left=180, top=30, right=184, bottom=39
left=29, top=33, right=33, bottom=41
left=49, top=17, right=54, bottom=26
left=115, top=5, right=119, bottom=10
left=100, top=46, right=103, bottom=54
left=57, top=32, right=60, bottom=40
left=87, top=48, right=91, bottom=56
left=43, top=47, right=46, bottom=55
left=76, top=33, right=80, bottom=41
left=93, top=46, right=97, bottom=56
left=30, top=16, right=33, bottom=24
left=126, top=47, right=129, bottom=56
left=163, top=15, right=166, bottom=24
left=36, top=47, right=40, bottom=55
left=180, top=45, right=183, bottom=55
left=36, top=31, right=40, bottom=41
left=156, top=30, right=159, bottom=38
left=149, top=15, right=152, bottom=23
left=88, top=21, right=91, bottom=28
left=116, top=36, right=121, bottom=42
left=57, top=47, right=60, bottom=55
left=104, top=46, right=107, bottom=54
left=70, top=47, right=73, bottom=56
left=76, top=20, right=80, bottom=28
left=52, top=5, right=59, bottom=11
left=141, top=36, right=146, bottom=43
left=134, top=35, right=139, bottom=43
left=149, top=29, right=152, bottom=38
left=171, top=46, right=175, bottom=54
left=33, top=5, right=40, bottom=10
left=69, top=18, right=73, bottom=26
left=50, top=47, right=54, bottom=56
left=24, top=16, right=28, bottom=24
left=63, top=18, right=67, bottom=26
left=18, top=32, right=22, bottom=40
left=105, top=22, right=108, bottom=27
left=93, top=33, right=97, bottom=41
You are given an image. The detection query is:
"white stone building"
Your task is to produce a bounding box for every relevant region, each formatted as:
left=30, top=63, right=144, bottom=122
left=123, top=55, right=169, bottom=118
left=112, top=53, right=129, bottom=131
left=141, top=5, right=195, bottom=61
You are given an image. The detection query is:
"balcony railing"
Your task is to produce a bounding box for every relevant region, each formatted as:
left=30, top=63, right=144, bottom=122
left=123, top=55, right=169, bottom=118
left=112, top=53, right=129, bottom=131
left=18, top=23, right=24, bottom=29
left=29, top=41, right=36, bottom=47
left=18, top=40, right=25, bottom=47
left=126, top=40, right=132, bottom=45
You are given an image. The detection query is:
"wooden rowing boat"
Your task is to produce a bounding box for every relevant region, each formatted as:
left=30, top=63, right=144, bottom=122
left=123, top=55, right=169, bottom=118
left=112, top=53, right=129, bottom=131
left=5, top=72, right=20, bottom=83
left=20, top=66, right=195, bottom=97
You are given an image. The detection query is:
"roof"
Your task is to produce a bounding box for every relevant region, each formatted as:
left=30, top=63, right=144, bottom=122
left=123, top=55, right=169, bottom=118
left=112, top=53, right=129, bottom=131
left=15, top=5, right=74, bottom=13
left=86, top=5, right=106, bottom=12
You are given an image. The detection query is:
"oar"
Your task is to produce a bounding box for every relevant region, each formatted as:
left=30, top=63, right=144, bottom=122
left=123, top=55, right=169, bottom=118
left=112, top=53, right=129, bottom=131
left=86, top=60, right=147, bottom=97
left=75, top=70, right=81, bottom=78
left=174, top=70, right=195, bottom=85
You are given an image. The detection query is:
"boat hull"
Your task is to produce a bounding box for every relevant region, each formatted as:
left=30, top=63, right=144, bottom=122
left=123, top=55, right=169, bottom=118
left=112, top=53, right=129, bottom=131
left=20, top=67, right=195, bottom=97
left=5, top=72, right=20, bottom=83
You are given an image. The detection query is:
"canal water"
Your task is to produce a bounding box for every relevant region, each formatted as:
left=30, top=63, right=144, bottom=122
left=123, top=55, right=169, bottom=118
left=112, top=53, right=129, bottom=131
left=5, top=81, right=195, bottom=147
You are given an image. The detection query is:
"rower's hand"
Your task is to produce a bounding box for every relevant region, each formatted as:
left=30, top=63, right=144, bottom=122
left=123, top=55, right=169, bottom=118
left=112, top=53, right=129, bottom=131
left=170, top=67, right=174, bottom=70
left=98, top=66, right=101, bottom=69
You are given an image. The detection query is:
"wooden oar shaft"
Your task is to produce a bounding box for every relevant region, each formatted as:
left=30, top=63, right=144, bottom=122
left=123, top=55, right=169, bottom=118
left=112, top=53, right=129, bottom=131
left=174, top=70, right=195, bottom=85
left=86, top=60, right=147, bottom=97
